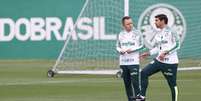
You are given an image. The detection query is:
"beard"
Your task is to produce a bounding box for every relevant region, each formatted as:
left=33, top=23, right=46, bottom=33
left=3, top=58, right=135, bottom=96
left=155, top=24, right=160, bottom=28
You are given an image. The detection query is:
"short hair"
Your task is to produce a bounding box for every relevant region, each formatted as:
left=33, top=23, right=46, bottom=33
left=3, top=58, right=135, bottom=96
left=155, top=14, right=168, bottom=24
left=122, top=16, right=131, bottom=25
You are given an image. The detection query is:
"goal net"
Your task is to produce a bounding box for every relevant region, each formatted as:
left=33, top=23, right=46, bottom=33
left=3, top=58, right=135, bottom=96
left=49, top=0, right=128, bottom=76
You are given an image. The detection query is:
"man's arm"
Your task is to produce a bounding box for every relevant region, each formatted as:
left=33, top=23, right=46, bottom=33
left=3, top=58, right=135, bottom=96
left=140, top=34, right=159, bottom=59
left=116, top=39, right=121, bottom=53
left=116, top=34, right=125, bottom=55
left=148, top=36, right=159, bottom=56
left=166, top=31, right=180, bottom=54
left=140, top=47, right=159, bottom=60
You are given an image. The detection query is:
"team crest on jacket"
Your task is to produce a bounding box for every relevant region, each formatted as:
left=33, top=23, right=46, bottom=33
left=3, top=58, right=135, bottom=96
left=137, top=3, right=186, bottom=49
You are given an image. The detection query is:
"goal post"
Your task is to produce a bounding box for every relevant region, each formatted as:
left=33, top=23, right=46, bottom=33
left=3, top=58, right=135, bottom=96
left=124, top=0, right=129, bottom=16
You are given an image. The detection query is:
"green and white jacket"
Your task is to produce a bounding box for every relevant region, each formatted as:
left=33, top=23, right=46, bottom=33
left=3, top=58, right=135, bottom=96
left=150, top=26, right=180, bottom=64
left=116, top=28, right=144, bottom=65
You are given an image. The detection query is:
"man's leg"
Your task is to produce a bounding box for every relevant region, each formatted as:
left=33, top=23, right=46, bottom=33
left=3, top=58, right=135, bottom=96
left=129, top=65, right=140, bottom=97
left=161, top=64, right=178, bottom=101
left=120, top=66, right=133, bottom=101
left=140, top=60, right=160, bottom=97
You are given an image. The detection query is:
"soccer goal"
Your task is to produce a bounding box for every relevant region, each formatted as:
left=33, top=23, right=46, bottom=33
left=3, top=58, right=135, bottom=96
left=47, top=0, right=130, bottom=77
left=47, top=0, right=201, bottom=77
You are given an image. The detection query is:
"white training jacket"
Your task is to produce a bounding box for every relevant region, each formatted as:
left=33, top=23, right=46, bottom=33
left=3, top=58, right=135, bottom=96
left=116, top=28, right=144, bottom=65
left=149, top=26, right=180, bottom=64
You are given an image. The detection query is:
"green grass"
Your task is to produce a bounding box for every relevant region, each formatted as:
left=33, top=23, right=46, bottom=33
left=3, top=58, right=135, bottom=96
left=0, top=60, right=201, bottom=101
left=54, top=58, right=201, bottom=71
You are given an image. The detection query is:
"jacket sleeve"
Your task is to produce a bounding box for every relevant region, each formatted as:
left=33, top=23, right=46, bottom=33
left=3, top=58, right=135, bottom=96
left=116, top=34, right=122, bottom=53
left=149, top=35, right=159, bottom=55
left=166, top=31, right=180, bottom=54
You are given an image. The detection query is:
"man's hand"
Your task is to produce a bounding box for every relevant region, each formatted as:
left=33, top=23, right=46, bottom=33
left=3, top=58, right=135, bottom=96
left=120, top=50, right=126, bottom=55
left=125, top=49, right=133, bottom=54
left=158, top=52, right=168, bottom=61
left=140, top=52, right=150, bottom=60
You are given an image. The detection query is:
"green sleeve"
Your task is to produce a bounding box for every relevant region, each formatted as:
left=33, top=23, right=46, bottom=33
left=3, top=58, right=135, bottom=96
left=167, top=31, right=180, bottom=54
